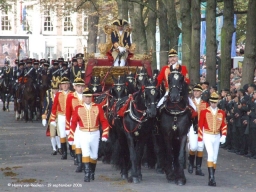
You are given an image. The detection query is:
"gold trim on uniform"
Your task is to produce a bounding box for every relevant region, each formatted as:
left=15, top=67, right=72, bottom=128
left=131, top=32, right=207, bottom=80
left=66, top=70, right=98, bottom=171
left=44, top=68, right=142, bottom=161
left=78, top=105, right=100, bottom=132
left=204, top=108, right=224, bottom=135
left=197, top=151, right=203, bottom=157
left=82, top=156, right=90, bottom=163
left=75, top=148, right=82, bottom=154
left=207, top=161, right=214, bottom=167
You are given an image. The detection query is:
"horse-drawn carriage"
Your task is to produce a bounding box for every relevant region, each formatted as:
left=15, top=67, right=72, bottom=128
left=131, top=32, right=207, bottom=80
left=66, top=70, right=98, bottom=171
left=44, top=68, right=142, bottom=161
left=83, top=48, right=153, bottom=89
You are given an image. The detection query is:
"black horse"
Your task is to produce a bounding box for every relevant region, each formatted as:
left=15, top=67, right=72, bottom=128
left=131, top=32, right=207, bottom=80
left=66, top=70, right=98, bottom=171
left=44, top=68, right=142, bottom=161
left=159, top=66, right=192, bottom=185
left=88, top=76, right=102, bottom=94
left=22, top=77, right=36, bottom=122
left=0, top=75, right=12, bottom=111
left=135, top=66, right=148, bottom=89
left=113, top=78, right=160, bottom=183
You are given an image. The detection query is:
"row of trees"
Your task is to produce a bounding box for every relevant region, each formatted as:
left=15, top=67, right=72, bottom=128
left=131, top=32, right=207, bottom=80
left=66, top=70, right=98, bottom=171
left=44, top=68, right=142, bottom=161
left=1, top=0, right=255, bottom=89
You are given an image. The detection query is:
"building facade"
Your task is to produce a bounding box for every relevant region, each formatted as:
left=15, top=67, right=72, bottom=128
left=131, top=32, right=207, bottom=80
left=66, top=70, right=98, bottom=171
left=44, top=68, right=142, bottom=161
left=0, top=0, right=89, bottom=65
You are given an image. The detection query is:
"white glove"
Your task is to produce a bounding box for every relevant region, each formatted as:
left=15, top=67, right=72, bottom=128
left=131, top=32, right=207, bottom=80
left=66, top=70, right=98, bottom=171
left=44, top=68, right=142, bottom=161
left=164, top=91, right=169, bottom=96
left=118, top=46, right=126, bottom=53
left=101, top=137, right=108, bottom=142
left=220, top=135, right=226, bottom=144
left=42, top=119, right=47, bottom=126
left=68, top=141, right=73, bottom=145
left=50, top=121, right=56, bottom=127
left=198, top=141, right=204, bottom=148
left=65, top=130, right=70, bottom=136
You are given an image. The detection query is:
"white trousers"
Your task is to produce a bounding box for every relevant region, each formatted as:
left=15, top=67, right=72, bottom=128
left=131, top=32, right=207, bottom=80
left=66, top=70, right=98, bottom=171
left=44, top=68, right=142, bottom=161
left=57, top=114, right=66, bottom=138
left=203, top=133, right=220, bottom=163
left=157, top=96, right=196, bottom=110
left=79, top=130, right=100, bottom=160
left=188, top=126, right=204, bottom=152
left=74, top=125, right=81, bottom=148
left=114, top=59, right=126, bottom=66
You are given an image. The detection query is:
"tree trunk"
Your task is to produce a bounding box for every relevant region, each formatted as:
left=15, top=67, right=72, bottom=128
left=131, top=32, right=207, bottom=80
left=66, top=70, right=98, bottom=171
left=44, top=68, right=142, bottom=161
left=116, top=0, right=128, bottom=20
left=190, top=0, right=201, bottom=85
left=241, top=0, right=256, bottom=86
left=166, top=0, right=180, bottom=50
left=87, top=4, right=99, bottom=53
left=158, top=0, right=169, bottom=67
left=180, top=0, right=191, bottom=70
left=206, top=0, right=217, bottom=86
left=129, top=1, right=147, bottom=54
left=145, top=0, right=157, bottom=69
left=220, top=0, right=235, bottom=90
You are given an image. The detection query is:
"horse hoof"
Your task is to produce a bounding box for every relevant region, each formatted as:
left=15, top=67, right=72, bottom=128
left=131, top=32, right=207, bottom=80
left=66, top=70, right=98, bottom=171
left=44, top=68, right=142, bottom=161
left=138, top=174, right=142, bottom=182
left=175, top=178, right=186, bottom=186
left=127, top=176, right=140, bottom=184
left=132, top=177, right=140, bottom=184
left=121, top=174, right=128, bottom=180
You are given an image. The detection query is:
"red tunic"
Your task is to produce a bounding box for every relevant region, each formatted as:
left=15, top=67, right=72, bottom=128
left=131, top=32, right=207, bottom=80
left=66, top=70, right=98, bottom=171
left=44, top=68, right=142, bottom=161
left=192, top=98, right=209, bottom=120
left=65, top=92, right=83, bottom=132
left=198, top=107, right=227, bottom=142
left=157, top=64, right=190, bottom=90
left=50, top=91, right=70, bottom=122
left=68, top=103, right=110, bottom=141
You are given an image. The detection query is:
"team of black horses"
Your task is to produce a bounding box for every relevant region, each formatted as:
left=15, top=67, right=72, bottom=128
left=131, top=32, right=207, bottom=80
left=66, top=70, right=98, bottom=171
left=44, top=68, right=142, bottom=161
left=92, top=66, right=192, bottom=185
left=0, top=65, right=193, bottom=185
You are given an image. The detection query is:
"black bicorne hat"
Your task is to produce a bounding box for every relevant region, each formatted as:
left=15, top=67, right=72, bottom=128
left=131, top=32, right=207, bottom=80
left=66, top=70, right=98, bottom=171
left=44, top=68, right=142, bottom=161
left=112, top=19, right=129, bottom=27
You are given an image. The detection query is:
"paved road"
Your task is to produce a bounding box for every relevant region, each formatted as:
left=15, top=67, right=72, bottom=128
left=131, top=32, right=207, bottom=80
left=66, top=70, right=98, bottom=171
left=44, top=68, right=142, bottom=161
left=0, top=103, right=256, bottom=192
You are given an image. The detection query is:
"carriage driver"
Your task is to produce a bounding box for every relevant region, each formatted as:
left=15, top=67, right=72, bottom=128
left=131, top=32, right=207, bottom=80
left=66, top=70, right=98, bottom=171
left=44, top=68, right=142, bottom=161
left=68, top=88, right=109, bottom=182
left=157, top=49, right=196, bottom=110
left=198, top=92, right=227, bottom=187
left=111, top=19, right=131, bottom=66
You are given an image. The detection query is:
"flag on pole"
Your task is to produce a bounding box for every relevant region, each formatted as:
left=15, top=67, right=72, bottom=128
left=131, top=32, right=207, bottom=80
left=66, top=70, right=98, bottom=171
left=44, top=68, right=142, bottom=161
left=17, top=42, right=22, bottom=60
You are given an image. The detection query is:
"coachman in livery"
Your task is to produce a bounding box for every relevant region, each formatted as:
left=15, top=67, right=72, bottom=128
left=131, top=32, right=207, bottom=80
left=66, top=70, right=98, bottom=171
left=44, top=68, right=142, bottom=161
left=111, top=19, right=131, bottom=66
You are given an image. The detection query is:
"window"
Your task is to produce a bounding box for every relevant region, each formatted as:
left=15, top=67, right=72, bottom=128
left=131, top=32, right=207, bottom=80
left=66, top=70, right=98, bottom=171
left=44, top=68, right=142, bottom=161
left=43, top=6, right=53, bottom=32
left=46, top=46, right=54, bottom=59
left=83, top=16, right=88, bottom=32
left=64, top=15, right=73, bottom=32
left=1, top=11, right=12, bottom=31
left=63, top=47, right=75, bottom=60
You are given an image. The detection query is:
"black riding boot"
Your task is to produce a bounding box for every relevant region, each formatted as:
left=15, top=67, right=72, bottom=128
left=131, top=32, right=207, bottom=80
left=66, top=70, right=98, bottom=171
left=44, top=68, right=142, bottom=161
left=75, top=154, right=83, bottom=172
left=188, top=154, right=195, bottom=174
left=74, top=154, right=78, bottom=165
left=90, top=163, right=96, bottom=180
left=69, top=144, right=75, bottom=158
left=61, top=143, right=67, bottom=160
left=84, top=163, right=90, bottom=182
left=208, top=167, right=216, bottom=186
left=195, top=156, right=204, bottom=176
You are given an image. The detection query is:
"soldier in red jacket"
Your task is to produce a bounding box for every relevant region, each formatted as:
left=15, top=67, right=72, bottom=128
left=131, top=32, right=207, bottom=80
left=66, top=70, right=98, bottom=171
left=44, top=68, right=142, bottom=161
left=65, top=77, right=85, bottom=172
left=188, top=84, right=209, bottom=176
left=50, top=77, right=71, bottom=160
left=198, top=92, right=227, bottom=187
left=69, top=88, right=109, bottom=182
left=157, top=48, right=193, bottom=109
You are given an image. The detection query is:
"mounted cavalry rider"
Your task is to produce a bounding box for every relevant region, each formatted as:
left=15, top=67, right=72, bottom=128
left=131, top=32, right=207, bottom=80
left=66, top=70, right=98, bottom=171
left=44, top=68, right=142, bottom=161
left=157, top=49, right=195, bottom=109
left=24, top=59, right=37, bottom=85
left=15, top=61, right=25, bottom=103
left=70, top=53, right=86, bottom=83
left=111, top=19, right=131, bottom=66
left=0, top=59, right=13, bottom=87
left=48, top=60, right=60, bottom=81
left=60, top=61, right=70, bottom=79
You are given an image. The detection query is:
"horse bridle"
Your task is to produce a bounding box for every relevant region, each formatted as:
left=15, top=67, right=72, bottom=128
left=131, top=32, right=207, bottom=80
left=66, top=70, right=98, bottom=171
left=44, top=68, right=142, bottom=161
left=169, top=71, right=183, bottom=93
